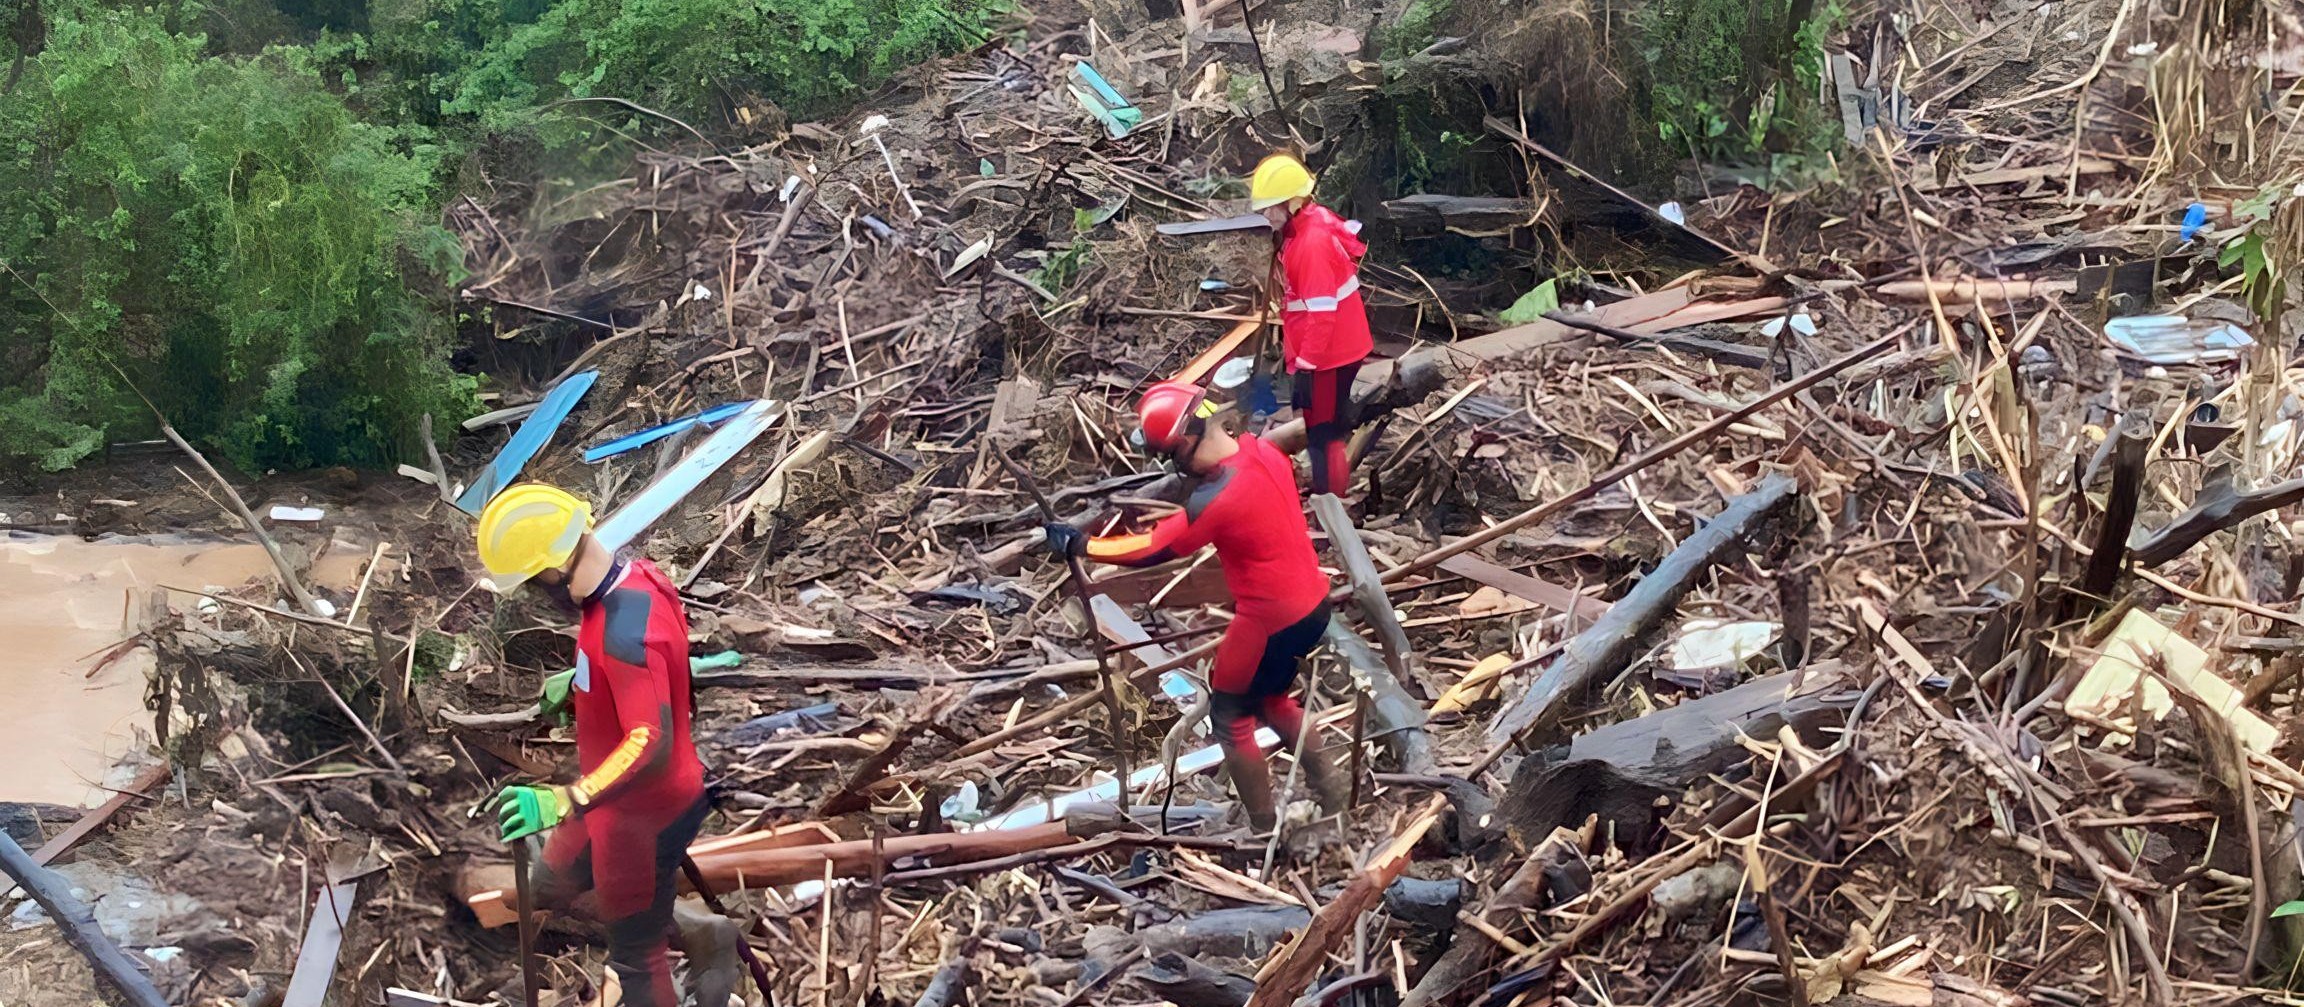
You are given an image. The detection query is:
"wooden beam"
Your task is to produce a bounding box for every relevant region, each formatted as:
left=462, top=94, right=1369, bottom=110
left=1245, top=797, right=1444, bottom=1006
left=1486, top=473, right=1800, bottom=746
left=466, top=822, right=839, bottom=927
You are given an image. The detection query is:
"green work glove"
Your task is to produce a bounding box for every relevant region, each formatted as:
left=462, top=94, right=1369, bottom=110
left=538, top=669, right=576, bottom=726
left=496, top=784, right=573, bottom=843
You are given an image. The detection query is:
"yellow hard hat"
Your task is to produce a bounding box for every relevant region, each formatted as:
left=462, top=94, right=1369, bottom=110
left=1249, top=154, right=1315, bottom=211
left=475, top=483, right=593, bottom=589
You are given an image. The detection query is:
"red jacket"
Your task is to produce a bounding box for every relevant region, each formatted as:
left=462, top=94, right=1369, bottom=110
left=569, top=558, right=705, bottom=816
left=1085, top=435, right=1329, bottom=626
left=1276, top=204, right=1374, bottom=372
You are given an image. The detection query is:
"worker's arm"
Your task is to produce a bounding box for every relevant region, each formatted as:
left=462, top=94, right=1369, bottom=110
left=569, top=594, right=676, bottom=810
left=1082, top=509, right=1198, bottom=567
left=1050, top=472, right=1229, bottom=567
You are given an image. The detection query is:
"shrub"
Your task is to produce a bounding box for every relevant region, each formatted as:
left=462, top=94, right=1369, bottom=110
left=438, top=0, right=994, bottom=130
left=0, top=3, right=474, bottom=472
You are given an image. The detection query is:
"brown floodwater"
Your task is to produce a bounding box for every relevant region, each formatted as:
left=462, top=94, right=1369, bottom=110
left=0, top=533, right=376, bottom=807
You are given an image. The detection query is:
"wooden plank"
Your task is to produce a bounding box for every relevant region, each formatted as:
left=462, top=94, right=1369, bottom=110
left=283, top=880, right=360, bottom=1007
left=29, top=763, right=172, bottom=868
left=1091, top=594, right=1184, bottom=671
left=1246, top=798, right=1444, bottom=1006
left=1156, top=215, right=1269, bottom=236
left=467, top=822, right=841, bottom=927
left=1437, top=555, right=1611, bottom=625
left=1173, top=320, right=1263, bottom=386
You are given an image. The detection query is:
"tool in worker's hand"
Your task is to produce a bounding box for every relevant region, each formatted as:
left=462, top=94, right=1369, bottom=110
left=511, top=840, right=540, bottom=1007
left=677, top=856, right=776, bottom=1004
left=998, top=451, right=1136, bottom=794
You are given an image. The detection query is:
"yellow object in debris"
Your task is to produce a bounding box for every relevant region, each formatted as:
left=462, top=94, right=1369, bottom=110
left=1433, top=653, right=1514, bottom=714
left=2065, top=609, right=2277, bottom=753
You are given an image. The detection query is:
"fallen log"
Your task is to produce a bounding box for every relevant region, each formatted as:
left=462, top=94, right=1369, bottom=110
left=1322, top=616, right=1436, bottom=776
left=1083, top=905, right=1311, bottom=982
left=2131, top=468, right=2304, bottom=568
left=1874, top=277, right=2077, bottom=302
left=0, top=830, right=172, bottom=1007
left=1487, top=473, right=1801, bottom=746
left=1398, top=840, right=1574, bottom=1007
left=1497, top=670, right=1849, bottom=845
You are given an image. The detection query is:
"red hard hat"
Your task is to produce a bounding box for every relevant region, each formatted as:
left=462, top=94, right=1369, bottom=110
left=1137, top=381, right=1209, bottom=452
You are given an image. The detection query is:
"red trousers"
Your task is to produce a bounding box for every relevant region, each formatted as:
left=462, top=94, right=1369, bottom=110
left=536, top=797, right=708, bottom=1007
left=1208, top=602, right=1331, bottom=746
left=1292, top=362, right=1360, bottom=496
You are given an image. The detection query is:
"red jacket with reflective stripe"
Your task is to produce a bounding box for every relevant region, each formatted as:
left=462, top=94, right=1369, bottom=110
left=571, top=559, right=705, bottom=817
left=1276, top=204, right=1374, bottom=372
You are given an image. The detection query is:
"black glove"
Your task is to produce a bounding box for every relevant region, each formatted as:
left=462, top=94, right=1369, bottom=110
left=1042, top=522, right=1086, bottom=557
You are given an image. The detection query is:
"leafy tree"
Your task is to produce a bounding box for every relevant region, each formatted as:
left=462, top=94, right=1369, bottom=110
left=0, top=3, right=474, bottom=472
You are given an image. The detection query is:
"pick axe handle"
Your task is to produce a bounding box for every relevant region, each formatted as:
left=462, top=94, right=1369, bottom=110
left=993, top=450, right=1136, bottom=792
left=511, top=840, right=540, bottom=1007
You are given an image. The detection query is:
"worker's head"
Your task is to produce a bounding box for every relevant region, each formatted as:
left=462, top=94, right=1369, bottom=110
left=476, top=483, right=594, bottom=604
left=1249, top=154, right=1315, bottom=228
left=1137, top=380, right=1233, bottom=476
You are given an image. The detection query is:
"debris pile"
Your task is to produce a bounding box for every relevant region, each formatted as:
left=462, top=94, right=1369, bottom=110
left=5, top=0, right=2304, bottom=1005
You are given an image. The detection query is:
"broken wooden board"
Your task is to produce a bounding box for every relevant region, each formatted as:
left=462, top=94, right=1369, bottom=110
left=284, top=880, right=360, bottom=1007
left=28, top=762, right=171, bottom=869
left=1377, top=194, right=1534, bottom=235
left=1090, top=560, right=1233, bottom=609
left=1155, top=215, right=1270, bottom=236
left=1173, top=319, right=1263, bottom=385
left=2066, top=609, right=2278, bottom=753
left=1436, top=555, right=1610, bottom=625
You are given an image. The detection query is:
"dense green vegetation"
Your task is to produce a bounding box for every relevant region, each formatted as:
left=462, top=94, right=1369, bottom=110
left=1636, top=0, right=1844, bottom=171
left=0, top=0, right=989, bottom=472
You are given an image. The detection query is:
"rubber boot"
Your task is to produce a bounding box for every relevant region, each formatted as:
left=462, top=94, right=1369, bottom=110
left=1221, top=740, right=1279, bottom=832
left=1295, top=732, right=1350, bottom=816
left=672, top=899, right=744, bottom=1007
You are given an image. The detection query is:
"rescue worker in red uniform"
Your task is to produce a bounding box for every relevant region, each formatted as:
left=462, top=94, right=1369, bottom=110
left=478, top=484, right=740, bottom=1007
left=1043, top=382, right=1348, bottom=830
left=1252, top=153, right=1374, bottom=497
